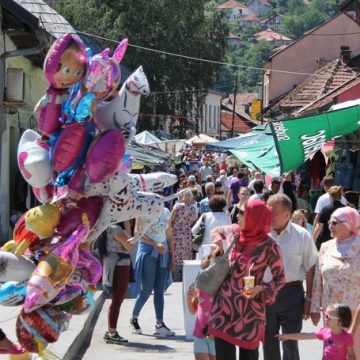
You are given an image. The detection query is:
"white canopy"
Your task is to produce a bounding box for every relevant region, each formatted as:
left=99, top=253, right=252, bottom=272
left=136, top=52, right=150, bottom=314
left=134, top=130, right=161, bottom=145
left=186, top=134, right=219, bottom=145
left=148, top=139, right=186, bottom=154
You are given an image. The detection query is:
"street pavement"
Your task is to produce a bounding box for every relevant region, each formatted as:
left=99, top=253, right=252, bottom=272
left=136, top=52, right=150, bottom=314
left=1, top=282, right=323, bottom=359
left=82, top=282, right=323, bottom=360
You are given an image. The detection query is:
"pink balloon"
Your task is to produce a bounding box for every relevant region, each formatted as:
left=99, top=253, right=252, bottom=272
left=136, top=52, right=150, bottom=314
left=74, top=249, right=102, bottom=287
left=67, top=166, right=87, bottom=200
left=85, top=130, right=125, bottom=183
left=57, top=196, right=103, bottom=237
left=24, top=223, right=89, bottom=312
left=53, top=123, right=87, bottom=172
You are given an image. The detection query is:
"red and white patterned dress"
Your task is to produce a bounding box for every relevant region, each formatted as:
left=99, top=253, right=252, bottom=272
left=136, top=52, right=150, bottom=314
left=208, top=228, right=285, bottom=349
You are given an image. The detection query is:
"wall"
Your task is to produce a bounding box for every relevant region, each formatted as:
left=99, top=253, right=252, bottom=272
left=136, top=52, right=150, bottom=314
left=248, top=0, right=269, bottom=16
left=201, top=92, right=222, bottom=138
left=337, top=82, right=360, bottom=103
left=263, top=13, right=360, bottom=105
left=0, top=34, right=45, bottom=239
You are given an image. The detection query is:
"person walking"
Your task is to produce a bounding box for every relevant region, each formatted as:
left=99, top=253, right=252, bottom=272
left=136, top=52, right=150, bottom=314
left=310, top=206, right=360, bottom=358
left=192, top=195, right=231, bottom=260
left=102, top=224, right=134, bottom=344
left=187, top=283, right=216, bottom=360
left=129, top=205, right=175, bottom=337
left=263, top=194, right=318, bottom=360
left=279, top=303, right=355, bottom=360
left=227, top=187, right=251, bottom=224
left=171, top=189, right=197, bottom=281
left=208, top=200, right=286, bottom=360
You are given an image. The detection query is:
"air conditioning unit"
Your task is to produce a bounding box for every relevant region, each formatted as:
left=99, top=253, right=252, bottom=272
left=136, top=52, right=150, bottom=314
left=6, top=68, right=24, bottom=102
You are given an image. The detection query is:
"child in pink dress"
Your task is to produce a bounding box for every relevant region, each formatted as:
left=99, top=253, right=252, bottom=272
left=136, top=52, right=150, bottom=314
left=278, top=303, right=355, bottom=360
left=187, top=284, right=215, bottom=360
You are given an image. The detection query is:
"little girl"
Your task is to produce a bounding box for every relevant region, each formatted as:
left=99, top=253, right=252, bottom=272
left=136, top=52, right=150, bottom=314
left=187, top=283, right=215, bottom=360
left=278, top=303, right=355, bottom=360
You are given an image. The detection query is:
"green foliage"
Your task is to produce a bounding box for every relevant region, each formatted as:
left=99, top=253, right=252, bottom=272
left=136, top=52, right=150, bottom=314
left=56, top=0, right=228, bottom=136
left=217, top=0, right=342, bottom=92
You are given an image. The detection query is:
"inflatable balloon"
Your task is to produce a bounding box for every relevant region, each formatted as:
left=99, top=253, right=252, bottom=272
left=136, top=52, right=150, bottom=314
left=17, top=130, right=52, bottom=188
left=85, top=130, right=125, bottom=183
left=71, top=248, right=102, bottom=288
left=67, top=166, right=87, bottom=200
left=24, top=203, right=60, bottom=239
left=1, top=240, right=17, bottom=252
left=24, top=219, right=89, bottom=312
left=83, top=38, right=128, bottom=102
left=57, top=196, right=103, bottom=237
left=95, top=66, right=150, bottom=145
left=0, top=281, right=27, bottom=306
left=87, top=171, right=178, bottom=198
left=13, top=213, right=40, bottom=255
left=16, top=306, right=68, bottom=353
left=59, top=290, right=95, bottom=315
left=52, top=123, right=89, bottom=173
left=0, top=251, right=35, bottom=282
left=84, top=172, right=183, bottom=243
left=32, top=183, right=54, bottom=204
left=52, top=285, right=82, bottom=305
left=35, top=33, right=87, bottom=137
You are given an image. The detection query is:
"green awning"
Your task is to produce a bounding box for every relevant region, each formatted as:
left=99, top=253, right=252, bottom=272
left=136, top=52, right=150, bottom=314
left=230, top=135, right=280, bottom=177
left=270, top=104, right=360, bottom=174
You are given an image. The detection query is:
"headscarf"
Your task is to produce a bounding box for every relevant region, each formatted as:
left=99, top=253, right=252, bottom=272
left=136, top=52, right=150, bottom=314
left=232, top=199, right=272, bottom=259
left=332, top=206, right=360, bottom=235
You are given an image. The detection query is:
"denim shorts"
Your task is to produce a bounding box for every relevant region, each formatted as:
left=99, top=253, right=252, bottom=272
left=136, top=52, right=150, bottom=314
left=193, top=336, right=216, bottom=356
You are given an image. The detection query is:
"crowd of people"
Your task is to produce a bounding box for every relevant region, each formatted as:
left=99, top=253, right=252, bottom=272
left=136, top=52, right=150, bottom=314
left=2, top=150, right=360, bottom=360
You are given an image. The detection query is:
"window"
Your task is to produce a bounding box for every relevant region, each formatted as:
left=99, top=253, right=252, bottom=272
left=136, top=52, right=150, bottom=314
left=213, top=106, right=216, bottom=129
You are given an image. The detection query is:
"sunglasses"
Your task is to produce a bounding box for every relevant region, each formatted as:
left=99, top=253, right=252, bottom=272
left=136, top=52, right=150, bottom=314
left=240, top=193, right=250, bottom=196
left=328, top=220, right=346, bottom=226
left=324, top=312, right=339, bottom=320
left=238, top=209, right=245, bottom=216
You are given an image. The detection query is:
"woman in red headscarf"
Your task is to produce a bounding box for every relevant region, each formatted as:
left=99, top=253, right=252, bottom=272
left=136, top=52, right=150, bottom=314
left=208, top=200, right=285, bottom=360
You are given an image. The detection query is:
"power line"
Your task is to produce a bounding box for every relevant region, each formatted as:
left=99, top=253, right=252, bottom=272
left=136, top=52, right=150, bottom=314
left=75, top=30, right=326, bottom=77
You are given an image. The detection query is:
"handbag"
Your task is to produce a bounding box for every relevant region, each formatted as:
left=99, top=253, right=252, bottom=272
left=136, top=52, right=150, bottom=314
left=196, top=232, right=239, bottom=296
left=192, top=214, right=206, bottom=252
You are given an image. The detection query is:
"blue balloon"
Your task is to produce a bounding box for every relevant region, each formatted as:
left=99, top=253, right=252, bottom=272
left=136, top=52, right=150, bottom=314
left=0, top=281, right=27, bottom=306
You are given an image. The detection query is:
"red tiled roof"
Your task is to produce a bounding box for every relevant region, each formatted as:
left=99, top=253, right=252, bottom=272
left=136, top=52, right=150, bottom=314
left=301, top=76, right=360, bottom=113
left=242, top=15, right=261, bottom=21
left=264, top=60, right=358, bottom=116
left=255, top=28, right=292, bottom=41
left=217, top=0, right=247, bottom=9
left=221, top=111, right=254, bottom=134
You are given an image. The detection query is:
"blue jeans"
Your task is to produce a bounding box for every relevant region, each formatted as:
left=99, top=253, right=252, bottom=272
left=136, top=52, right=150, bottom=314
left=132, top=252, right=168, bottom=321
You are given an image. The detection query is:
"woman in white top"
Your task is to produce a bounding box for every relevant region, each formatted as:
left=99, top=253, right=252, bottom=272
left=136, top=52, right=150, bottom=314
left=192, top=195, right=231, bottom=259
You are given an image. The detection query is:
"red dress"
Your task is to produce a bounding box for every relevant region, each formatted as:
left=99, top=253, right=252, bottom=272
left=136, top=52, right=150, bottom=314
left=208, top=233, right=285, bottom=349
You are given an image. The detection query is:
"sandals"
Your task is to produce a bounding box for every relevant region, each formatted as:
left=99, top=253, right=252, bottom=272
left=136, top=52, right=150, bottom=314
left=0, top=342, right=26, bottom=355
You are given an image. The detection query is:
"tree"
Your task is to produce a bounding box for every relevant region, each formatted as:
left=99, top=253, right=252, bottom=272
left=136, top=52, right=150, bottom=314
left=56, top=0, right=228, bottom=136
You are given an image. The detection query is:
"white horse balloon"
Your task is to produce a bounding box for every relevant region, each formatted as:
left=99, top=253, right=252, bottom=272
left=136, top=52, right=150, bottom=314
left=84, top=172, right=182, bottom=244
left=95, top=66, right=150, bottom=145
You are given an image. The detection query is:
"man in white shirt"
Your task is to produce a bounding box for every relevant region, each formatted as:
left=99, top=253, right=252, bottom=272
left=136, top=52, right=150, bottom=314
left=263, top=194, right=318, bottom=360
left=313, top=176, right=347, bottom=225
left=249, top=181, right=264, bottom=201
left=199, top=161, right=213, bottom=184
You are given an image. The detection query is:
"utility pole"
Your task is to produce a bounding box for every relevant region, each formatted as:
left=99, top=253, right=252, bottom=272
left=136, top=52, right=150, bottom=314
left=230, top=74, right=238, bottom=138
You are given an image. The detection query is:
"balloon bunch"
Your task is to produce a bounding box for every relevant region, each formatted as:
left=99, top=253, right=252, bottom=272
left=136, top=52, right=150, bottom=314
left=0, top=33, right=181, bottom=354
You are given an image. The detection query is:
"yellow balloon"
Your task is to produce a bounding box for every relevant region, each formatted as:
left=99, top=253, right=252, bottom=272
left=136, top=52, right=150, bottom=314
left=25, top=203, right=60, bottom=239
left=1, top=239, right=17, bottom=252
